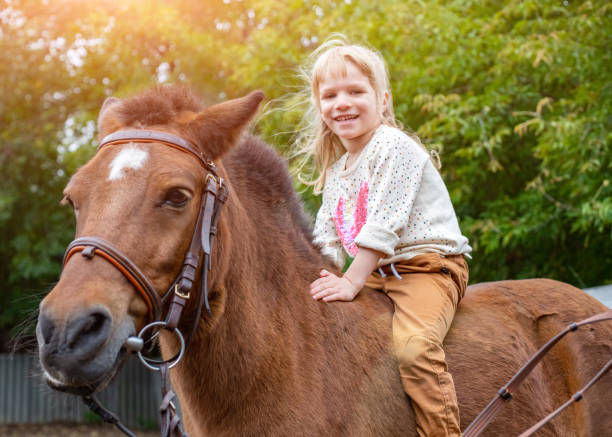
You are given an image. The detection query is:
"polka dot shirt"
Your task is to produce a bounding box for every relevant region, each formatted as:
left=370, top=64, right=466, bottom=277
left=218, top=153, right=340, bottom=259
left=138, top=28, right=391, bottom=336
left=313, top=125, right=472, bottom=268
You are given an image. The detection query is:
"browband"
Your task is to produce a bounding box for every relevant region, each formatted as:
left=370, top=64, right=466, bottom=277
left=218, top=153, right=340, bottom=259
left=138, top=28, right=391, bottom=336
left=99, top=129, right=217, bottom=173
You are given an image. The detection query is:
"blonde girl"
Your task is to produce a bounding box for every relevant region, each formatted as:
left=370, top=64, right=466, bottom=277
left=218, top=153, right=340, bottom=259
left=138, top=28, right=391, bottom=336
left=301, top=36, right=472, bottom=437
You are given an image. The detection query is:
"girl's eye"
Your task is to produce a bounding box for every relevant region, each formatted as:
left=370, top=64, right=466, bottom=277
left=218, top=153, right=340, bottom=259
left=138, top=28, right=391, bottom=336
left=164, top=189, right=190, bottom=208
left=322, top=93, right=335, bottom=99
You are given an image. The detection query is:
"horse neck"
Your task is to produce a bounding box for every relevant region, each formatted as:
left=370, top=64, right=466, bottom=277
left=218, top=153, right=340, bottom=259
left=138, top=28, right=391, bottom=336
left=167, top=180, right=327, bottom=417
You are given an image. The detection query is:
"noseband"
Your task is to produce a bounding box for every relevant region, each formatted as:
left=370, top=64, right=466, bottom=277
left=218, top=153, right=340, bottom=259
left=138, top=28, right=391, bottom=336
left=62, top=129, right=229, bottom=345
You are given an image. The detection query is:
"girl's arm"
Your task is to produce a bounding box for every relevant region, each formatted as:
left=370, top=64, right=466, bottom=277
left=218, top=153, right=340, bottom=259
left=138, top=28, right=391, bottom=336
left=310, top=246, right=382, bottom=302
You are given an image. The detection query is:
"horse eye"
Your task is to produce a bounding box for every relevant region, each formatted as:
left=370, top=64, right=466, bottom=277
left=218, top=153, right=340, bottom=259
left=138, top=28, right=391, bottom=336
left=164, top=189, right=190, bottom=207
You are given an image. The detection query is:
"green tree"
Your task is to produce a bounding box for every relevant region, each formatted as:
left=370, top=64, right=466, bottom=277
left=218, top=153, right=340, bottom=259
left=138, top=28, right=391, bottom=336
left=1, top=0, right=610, bottom=347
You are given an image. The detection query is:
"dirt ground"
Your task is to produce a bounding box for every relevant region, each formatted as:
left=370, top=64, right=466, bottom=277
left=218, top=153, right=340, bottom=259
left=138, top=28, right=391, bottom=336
left=0, top=422, right=161, bottom=436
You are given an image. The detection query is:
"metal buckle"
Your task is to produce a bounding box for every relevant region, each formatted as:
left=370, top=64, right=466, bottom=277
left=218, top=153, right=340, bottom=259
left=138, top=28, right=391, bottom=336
left=206, top=173, right=217, bottom=185
left=174, top=283, right=190, bottom=300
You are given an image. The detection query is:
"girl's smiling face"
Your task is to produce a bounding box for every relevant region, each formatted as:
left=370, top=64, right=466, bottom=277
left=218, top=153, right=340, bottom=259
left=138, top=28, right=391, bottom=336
left=317, top=60, right=387, bottom=154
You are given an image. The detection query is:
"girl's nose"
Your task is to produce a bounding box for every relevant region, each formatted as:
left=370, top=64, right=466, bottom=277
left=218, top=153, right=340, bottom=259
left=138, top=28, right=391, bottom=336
left=335, top=95, right=351, bottom=110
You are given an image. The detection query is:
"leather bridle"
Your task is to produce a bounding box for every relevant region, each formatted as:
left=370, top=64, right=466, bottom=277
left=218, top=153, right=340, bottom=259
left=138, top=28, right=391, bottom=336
left=62, top=129, right=228, bottom=343
left=61, top=129, right=230, bottom=437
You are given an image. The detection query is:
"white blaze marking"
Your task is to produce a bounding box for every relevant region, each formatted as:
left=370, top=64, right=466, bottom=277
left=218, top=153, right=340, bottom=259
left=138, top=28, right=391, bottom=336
left=108, top=146, right=149, bottom=181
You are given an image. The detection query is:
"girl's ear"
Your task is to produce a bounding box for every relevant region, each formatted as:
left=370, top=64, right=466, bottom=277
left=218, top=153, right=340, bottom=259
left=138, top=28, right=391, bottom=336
left=184, top=91, right=265, bottom=160
left=381, top=90, right=390, bottom=115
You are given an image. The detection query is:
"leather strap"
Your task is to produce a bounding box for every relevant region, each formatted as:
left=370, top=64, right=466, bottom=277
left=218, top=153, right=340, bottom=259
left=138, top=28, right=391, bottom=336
left=463, top=309, right=612, bottom=437
left=165, top=177, right=215, bottom=330
left=64, top=237, right=162, bottom=322
left=200, top=177, right=217, bottom=256
left=207, top=178, right=229, bottom=269
left=165, top=176, right=230, bottom=345
left=518, top=357, right=612, bottom=436
left=82, top=395, right=137, bottom=437
left=186, top=179, right=229, bottom=343
left=159, top=362, right=188, bottom=437
left=100, top=129, right=217, bottom=173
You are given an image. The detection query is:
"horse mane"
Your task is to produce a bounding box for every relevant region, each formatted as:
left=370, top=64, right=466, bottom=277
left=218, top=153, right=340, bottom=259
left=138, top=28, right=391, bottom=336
left=225, top=135, right=315, bottom=245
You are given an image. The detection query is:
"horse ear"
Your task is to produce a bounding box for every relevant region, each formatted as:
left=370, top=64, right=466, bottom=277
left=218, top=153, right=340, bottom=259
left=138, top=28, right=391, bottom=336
left=97, top=97, right=122, bottom=139
left=186, top=91, right=264, bottom=160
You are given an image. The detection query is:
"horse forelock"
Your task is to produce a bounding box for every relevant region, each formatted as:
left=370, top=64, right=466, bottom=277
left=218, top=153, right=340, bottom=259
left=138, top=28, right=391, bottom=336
left=98, top=86, right=264, bottom=164
left=98, top=85, right=205, bottom=139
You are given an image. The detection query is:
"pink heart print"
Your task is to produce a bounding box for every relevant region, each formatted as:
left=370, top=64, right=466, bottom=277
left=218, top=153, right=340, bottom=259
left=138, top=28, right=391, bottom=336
left=334, top=180, right=368, bottom=256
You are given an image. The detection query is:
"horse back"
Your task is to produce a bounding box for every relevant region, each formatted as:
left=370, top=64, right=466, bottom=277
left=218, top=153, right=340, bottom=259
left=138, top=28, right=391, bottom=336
left=448, top=278, right=611, bottom=436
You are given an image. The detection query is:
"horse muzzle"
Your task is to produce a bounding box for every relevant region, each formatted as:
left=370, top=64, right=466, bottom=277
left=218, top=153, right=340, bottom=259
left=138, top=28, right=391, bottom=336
left=36, top=305, right=133, bottom=395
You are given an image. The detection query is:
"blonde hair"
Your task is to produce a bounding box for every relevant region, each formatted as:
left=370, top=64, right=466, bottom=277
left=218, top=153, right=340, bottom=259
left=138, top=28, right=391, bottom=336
left=293, top=34, right=436, bottom=194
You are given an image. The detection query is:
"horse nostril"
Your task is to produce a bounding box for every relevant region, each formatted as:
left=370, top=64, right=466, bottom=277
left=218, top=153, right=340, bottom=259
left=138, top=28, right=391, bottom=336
left=66, top=309, right=111, bottom=353
left=69, top=313, right=104, bottom=346
left=37, top=311, right=56, bottom=345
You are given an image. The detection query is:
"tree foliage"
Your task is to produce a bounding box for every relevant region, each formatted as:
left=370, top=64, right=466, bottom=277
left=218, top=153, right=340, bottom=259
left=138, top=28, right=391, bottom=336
left=1, top=0, right=610, bottom=344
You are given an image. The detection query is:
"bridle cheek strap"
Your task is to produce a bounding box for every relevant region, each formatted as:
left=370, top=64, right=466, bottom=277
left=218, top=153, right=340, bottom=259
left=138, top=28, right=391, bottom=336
left=164, top=176, right=229, bottom=340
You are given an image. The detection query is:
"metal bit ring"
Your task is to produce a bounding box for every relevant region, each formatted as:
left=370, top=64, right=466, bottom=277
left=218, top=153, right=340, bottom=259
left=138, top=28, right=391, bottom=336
left=136, top=321, right=185, bottom=371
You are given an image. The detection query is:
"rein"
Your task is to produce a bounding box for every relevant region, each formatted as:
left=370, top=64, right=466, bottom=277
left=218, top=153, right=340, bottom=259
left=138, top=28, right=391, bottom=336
left=464, top=308, right=612, bottom=437
left=61, top=129, right=229, bottom=437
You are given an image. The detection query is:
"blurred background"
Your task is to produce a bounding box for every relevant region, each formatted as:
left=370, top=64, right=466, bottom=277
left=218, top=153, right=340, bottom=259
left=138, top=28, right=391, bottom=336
left=0, top=0, right=610, bottom=431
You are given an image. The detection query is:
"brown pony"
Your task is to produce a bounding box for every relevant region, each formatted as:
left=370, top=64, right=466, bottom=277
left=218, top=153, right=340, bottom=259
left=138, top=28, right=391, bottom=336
left=37, top=86, right=611, bottom=436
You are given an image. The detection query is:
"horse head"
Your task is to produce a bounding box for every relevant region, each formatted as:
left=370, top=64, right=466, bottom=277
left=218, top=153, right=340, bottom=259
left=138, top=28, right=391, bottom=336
left=36, top=86, right=263, bottom=395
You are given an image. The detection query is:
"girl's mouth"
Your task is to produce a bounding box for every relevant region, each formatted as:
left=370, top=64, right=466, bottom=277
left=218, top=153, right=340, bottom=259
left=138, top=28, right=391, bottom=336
left=334, top=114, right=358, bottom=122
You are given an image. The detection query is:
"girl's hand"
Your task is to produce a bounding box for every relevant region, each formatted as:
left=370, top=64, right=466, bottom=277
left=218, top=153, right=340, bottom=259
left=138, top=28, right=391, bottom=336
left=309, top=269, right=360, bottom=302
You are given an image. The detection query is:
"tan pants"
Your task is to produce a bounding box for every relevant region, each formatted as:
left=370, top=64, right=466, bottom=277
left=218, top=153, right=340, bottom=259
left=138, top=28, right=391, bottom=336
left=366, top=253, right=469, bottom=437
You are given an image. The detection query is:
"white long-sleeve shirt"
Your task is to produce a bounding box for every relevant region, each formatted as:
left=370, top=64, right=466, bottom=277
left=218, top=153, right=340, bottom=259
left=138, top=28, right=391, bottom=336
left=313, top=125, right=472, bottom=268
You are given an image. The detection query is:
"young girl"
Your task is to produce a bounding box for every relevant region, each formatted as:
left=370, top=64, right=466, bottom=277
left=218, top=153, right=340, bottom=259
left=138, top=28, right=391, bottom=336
left=301, top=37, right=472, bottom=437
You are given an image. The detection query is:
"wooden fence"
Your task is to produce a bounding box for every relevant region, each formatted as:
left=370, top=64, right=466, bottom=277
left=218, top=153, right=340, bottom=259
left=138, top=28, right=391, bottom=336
left=0, top=353, right=161, bottom=428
